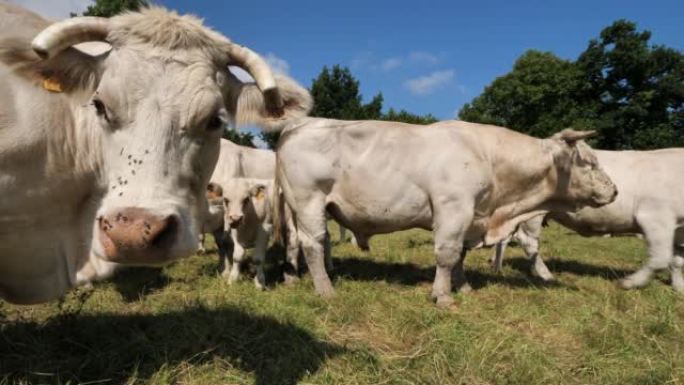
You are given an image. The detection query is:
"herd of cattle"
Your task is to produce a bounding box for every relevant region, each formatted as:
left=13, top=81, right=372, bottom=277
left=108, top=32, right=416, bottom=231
left=0, top=3, right=682, bottom=308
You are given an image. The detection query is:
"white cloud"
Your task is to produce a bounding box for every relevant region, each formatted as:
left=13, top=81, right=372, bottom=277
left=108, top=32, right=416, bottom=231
left=381, top=57, right=402, bottom=71
left=404, top=70, right=455, bottom=96
left=409, top=51, right=440, bottom=65
left=9, top=0, right=92, bottom=20
left=264, top=52, right=290, bottom=75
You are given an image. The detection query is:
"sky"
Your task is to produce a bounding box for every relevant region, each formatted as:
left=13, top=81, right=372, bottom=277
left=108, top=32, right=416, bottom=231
left=11, top=0, right=684, bottom=121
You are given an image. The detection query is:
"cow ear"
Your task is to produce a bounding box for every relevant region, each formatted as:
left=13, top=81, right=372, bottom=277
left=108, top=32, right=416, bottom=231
left=249, top=184, right=267, bottom=199
left=221, top=71, right=312, bottom=132
left=551, top=128, right=596, bottom=146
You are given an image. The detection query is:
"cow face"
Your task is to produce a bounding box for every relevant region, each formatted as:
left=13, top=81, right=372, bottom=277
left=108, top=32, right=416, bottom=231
left=550, top=129, right=617, bottom=209
left=91, top=53, right=225, bottom=265
left=222, top=179, right=268, bottom=230
left=25, top=8, right=310, bottom=268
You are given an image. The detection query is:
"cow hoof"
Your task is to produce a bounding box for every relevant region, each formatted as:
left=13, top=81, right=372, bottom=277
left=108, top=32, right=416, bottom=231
left=434, top=295, right=454, bottom=308
left=316, top=285, right=336, bottom=298
left=254, top=277, right=267, bottom=291
left=197, top=248, right=206, bottom=255
left=532, top=270, right=556, bottom=282
left=671, top=276, right=684, bottom=294
left=456, top=282, right=473, bottom=294
left=283, top=273, right=300, bottom=285
left=620, top=270, right=651, bottom=290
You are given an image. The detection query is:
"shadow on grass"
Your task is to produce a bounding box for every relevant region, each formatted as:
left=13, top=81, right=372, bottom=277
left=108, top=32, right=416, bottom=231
left=505, top=257, right=633, bottom=280
left=111, top=267, right=170, bottom=303
left=0, top=306, right=347, bottom=385
left=332, top=256, right=567, bottom=291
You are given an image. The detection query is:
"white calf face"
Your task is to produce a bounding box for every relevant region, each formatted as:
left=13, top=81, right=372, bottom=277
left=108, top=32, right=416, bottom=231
left=91, top=50, right=224, bottom=265
left=222, top=179, right=267, bottom=230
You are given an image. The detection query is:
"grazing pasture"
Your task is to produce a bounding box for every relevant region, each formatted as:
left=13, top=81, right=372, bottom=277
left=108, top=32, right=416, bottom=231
left=1, top=223, right=683, bottom=384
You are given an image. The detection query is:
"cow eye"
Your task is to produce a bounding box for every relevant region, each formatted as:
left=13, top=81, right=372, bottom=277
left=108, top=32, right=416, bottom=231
left=92, top=98, right=109, bottom=122
left=207, top=114, right=224, bottom=131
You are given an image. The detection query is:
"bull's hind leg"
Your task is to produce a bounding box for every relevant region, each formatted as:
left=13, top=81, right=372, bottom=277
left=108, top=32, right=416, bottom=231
left=283, top=208, right=301, bottom=285
left=671, top=253, right=684, bottom=294
left=431, top=202, right=472, bottom=307
left=297, top=197, right=335, bottom=297
left=621, top=211, right=675, bottom=290
left=490, top=237, right=510, bottom=273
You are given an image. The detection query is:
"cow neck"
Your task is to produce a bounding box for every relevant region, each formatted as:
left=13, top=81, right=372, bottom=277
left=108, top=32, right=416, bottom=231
left=485, top=137, right=555, bottom=244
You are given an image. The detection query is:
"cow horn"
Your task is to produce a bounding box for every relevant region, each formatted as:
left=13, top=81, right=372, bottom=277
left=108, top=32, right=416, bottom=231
left=32, top=17, right=110, bottom=59
left=227, top=44, right=284, bottom=111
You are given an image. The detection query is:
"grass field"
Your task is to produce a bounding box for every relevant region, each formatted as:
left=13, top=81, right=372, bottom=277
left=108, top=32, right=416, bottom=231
left=1, top=223, right=683, bottom=385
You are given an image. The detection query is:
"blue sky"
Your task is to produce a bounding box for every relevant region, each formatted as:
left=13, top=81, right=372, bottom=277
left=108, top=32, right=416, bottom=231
left=14, top=0, right=684, bottom=120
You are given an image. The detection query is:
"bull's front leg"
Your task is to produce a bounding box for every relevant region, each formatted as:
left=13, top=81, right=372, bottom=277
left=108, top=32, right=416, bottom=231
left=213, top=229, right=231, bottom=275
left=432, top=203, right=472, bottom=307
left=226, top=229, right=246, bottom=284
left=252, top=223, right=271, bottom=290
left=621, top=211, right=675, bottom=290
left=198, top=232, right=207, bottom=254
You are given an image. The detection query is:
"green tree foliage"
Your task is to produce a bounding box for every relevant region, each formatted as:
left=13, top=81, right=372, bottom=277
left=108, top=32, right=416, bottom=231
left=75, top=0, right=148, bottom=17
left=259, top=65, right=437, bottom=149
left=576, top=20, right=684, bottom=149
left=459, top=20, right=684, bottom=149
left=310, top=65, right=384, bottom=120
left=459, top=51, right=586, bottom=138
left=223, top=129, right=255, bottom=148
left=382, top=108, right=438, bottom=125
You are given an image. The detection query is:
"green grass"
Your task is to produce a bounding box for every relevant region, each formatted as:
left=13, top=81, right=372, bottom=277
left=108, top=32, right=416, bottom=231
left=1, top=223, right=683, bottom=384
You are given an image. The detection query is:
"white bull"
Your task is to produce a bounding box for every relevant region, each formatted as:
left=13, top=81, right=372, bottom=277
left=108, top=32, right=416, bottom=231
left=0, top=3, right=311, bottom=304
left=274, top=118, right=617, bottom=306
left=492, top=149, right=684, bottom=293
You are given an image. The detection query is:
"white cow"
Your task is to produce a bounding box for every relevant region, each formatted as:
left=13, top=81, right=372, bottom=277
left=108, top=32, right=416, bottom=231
left=274, top=118, right=617, bottom=306
left=0, top=4, right=311, bottom=304
left=491, top=149, right=684, bottom=293
left=220, top=178, right=299, bottom=289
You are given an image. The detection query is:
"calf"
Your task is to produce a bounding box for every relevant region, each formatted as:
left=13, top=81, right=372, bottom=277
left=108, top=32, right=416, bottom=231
left=220, top=178, right=299, bottom=289
left=275, top=118, right=617, bottom=306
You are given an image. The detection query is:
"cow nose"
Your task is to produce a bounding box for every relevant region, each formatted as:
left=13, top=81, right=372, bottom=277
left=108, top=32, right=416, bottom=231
left=229, top=215, right=243, bottom=228
left=98, top=208, right=178, bottom=263
left=612, top=187, right=619, bottom=199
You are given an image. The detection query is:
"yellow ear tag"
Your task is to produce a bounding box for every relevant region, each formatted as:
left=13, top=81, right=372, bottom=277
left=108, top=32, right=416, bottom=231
left=256, top=190, right=265, bottom=200
left=42, top=77, right=63, bottom=93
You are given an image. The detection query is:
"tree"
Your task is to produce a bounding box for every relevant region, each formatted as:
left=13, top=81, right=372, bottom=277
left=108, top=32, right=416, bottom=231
left=74, top=0, right=148, bottom=17
left=382, top=108, right=438, bottom=125
left=459, top=50, right=587, bottom=138
left=576, top=20, right=684, bottom=149
left=459, top=20, right=684, bottom=149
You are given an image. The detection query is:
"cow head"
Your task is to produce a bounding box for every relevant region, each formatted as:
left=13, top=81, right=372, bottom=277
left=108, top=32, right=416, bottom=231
left=29, top=8, right=311, bottom=265
left=548, top=129, right=617, bottom=209
left=222, top=179, right=269, bottom=230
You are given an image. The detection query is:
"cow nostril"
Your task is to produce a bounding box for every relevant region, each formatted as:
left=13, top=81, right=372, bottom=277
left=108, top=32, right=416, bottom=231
left=149, top=215, right=178, bottom=250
